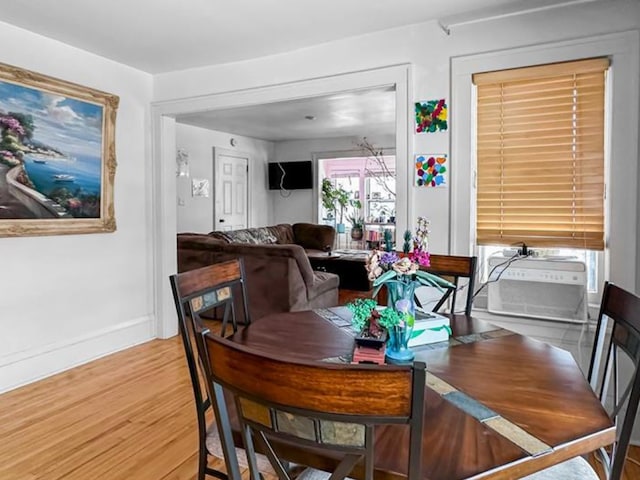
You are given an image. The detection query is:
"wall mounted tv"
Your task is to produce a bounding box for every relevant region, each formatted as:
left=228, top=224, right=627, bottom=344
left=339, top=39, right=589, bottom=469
left=268, top=161, right=313, bottom=190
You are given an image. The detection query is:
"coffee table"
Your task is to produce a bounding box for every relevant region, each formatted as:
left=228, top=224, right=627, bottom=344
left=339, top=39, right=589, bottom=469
left=308, top=249, right=370, bottom=291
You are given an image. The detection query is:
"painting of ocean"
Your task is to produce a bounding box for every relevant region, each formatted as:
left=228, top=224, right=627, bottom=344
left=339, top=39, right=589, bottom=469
left=24, top=154, right=101, bottom=197
left=0, top=76, right=105, bottom=218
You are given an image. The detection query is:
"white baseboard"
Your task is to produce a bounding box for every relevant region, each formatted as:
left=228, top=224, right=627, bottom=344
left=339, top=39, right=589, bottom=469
left=0, top=315, right=156, bottom=394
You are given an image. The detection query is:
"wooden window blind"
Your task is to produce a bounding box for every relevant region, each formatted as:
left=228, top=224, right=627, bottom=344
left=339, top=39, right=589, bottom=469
left=474, top=58, right=609, bottom=250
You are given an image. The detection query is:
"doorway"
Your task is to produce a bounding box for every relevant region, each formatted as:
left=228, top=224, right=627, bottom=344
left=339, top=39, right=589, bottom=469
left=213, top=148, right=249, bottom=231
left=151, top=64, right=412, bottom=338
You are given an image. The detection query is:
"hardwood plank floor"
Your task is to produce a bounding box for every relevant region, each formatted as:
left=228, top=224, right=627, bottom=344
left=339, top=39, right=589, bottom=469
left=1, top=336, right=639, bottom=480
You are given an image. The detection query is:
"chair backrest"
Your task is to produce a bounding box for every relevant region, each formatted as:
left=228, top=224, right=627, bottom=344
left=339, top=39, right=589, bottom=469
left=201, top=332, right=427, bottom=480
left=421, top=254, right=477, bottom=315
left=171, top=259, right=251, bottom=338
left=169, top=259, right=251, bottom=480
left=587, top=281, right=640, bottom=480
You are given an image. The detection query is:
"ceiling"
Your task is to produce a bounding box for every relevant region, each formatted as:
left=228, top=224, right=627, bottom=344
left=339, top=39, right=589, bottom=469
left=0, top=0, right=592, bottom=73
left=0, top=0, right=595, bottom=142
left=176, top=87, right=396, bottom=141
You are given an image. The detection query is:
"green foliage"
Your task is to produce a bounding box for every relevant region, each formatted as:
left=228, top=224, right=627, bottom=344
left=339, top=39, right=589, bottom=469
left=321, top=178, right=359, bottom=225
left=415, top=269, right=455, bottom=291
left=347, top=214, right=364, bottom=229
left=0, top=131, right=21, bottom=153
left=346, top=298, right=403, bottom=333
left=49, top=187, right=100, bottom=218
left=383, top=228, right=393, bottom=252
left=377, top=308, right=403, bottom=329
left=346, top=298, right=377, bottom=332
left=321, top=178, right=336, bottom=212
left=371, top=269, right=396, bottom=288
left=403, top=229, right=412, bottom=254
left=8, top=112, right=34, bottom=139
left=334, top=188, right=350, bottom=224
left=346, top=199, right=363, bottom=228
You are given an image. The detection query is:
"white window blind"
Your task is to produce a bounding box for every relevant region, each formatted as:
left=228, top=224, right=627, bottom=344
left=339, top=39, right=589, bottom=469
left=473, top=58, right=609, bottom=250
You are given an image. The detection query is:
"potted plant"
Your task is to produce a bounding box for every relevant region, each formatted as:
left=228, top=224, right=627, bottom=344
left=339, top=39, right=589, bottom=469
left=348, top=214, right=364, bottom=240
left=347, top=298, right=388, bottom=348
left=346, top=198, right=363, bottom=240
left=321, top=178, right=350, bottom=233
left=321, top=178, right=337, bottom=221
left=334, top=187, right=350, bottom=233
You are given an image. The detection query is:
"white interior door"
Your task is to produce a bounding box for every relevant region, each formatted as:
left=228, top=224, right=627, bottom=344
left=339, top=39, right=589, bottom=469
left=214, top=149, right=248, bottom=231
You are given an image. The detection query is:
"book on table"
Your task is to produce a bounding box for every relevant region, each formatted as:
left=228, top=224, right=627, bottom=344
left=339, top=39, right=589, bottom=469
left=409, top=309, right=451, bottom=347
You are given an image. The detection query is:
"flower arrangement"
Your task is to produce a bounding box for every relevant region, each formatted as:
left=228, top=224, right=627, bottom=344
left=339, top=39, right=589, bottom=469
left=365, top=249, right=451, bottom=299
left=348, top=217, right=455, bottom=362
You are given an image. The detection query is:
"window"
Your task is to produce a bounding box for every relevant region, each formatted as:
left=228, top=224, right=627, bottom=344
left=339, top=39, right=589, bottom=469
left=317, top=155, right=396, bottom=248
left=473, top=58, right=609, bottom=251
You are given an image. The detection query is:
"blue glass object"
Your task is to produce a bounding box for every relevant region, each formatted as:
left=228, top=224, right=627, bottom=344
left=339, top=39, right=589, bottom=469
left=385, top=279, right=416, bottom=364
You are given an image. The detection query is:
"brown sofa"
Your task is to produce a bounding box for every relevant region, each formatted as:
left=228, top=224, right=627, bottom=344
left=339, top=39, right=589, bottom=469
left=177, top=223, right=339, bottom=320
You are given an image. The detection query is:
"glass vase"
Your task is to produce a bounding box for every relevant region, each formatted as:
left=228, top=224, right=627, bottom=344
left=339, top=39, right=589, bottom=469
left=386, top=324, right=415, bottom=364
left=386, top=279, right=417, bottom=318
left=385, top=279, right=416, bottom=364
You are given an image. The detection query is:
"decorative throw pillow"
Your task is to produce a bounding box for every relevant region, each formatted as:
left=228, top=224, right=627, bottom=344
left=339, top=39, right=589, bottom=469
left=249, top=227, right=279, bottom=244
left=225, top=227, right=278, bottom=245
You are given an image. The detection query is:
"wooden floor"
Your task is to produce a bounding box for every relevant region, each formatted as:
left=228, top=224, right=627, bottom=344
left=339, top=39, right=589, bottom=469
left=1, top=336, right=639, bottom=480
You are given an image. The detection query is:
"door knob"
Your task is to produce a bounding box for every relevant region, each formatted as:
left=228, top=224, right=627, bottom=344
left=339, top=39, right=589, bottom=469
left=219, top=219, right=225, bottom=222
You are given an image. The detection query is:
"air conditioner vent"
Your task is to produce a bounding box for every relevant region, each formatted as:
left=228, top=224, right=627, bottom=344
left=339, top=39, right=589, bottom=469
left=487, top=256, right=587, bottom=323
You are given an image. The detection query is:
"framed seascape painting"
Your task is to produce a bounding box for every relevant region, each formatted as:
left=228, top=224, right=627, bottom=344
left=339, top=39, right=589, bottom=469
left=0, top=62, right=118, bottom=237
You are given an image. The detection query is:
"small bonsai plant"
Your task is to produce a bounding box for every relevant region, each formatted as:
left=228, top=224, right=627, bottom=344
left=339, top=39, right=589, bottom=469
left=348, top=298, right=406, bottom=348
left=347, top=298, right=388, bottom=347
left=348, top=298, right=379, bottom=334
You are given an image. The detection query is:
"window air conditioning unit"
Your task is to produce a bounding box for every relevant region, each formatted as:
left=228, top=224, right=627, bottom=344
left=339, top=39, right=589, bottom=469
left=487, top=255, right=588, bottom=323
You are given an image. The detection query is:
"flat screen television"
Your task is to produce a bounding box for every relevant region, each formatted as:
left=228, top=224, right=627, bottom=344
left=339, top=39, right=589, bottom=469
left=268, top=161, right=313, bottom=190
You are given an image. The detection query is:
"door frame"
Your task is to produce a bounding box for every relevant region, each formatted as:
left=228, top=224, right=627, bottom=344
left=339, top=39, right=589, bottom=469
left=213, top=147, right=250, bottom=231
left=151, top=64, right=412, bottom=339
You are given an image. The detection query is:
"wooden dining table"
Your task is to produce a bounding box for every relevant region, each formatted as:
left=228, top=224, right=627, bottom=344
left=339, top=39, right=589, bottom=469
left=223, top=307, right=615, bottom=479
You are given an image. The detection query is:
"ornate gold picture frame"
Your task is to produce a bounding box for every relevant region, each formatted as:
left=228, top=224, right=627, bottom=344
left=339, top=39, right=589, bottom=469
left=0, top=62, right=118, bottom=237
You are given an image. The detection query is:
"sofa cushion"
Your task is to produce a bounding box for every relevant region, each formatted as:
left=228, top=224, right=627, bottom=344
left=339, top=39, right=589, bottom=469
left=293, top=223, right=335, bottom=252
left=268, top=224, right=295, bottom=244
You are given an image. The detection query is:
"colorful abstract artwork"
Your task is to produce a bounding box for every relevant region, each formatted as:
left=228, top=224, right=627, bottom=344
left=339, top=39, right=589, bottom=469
left=415, top=99, right=448, bottom=133
left=415, top=154, right=447, bottom=187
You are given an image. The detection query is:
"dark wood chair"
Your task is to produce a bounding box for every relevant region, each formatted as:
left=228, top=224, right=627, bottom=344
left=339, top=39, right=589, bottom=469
left=169, top=259, right=271, bottom=480
left=419, top=254, right=477, bottom=315
left=587, top=282, right=640, bottom=479
left=199, top=331, right=427, bottom=480
left=525, top=281, right=640, bottom=480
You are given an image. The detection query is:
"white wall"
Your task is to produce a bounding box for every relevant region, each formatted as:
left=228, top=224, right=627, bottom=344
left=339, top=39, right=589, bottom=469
left=155, top=0, right=640, bottom=281
left=0, top=21, right=154, bottom=393
left=175, top=123, right=273, bottom=232
left=270, top=134, right=395, bottom=227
